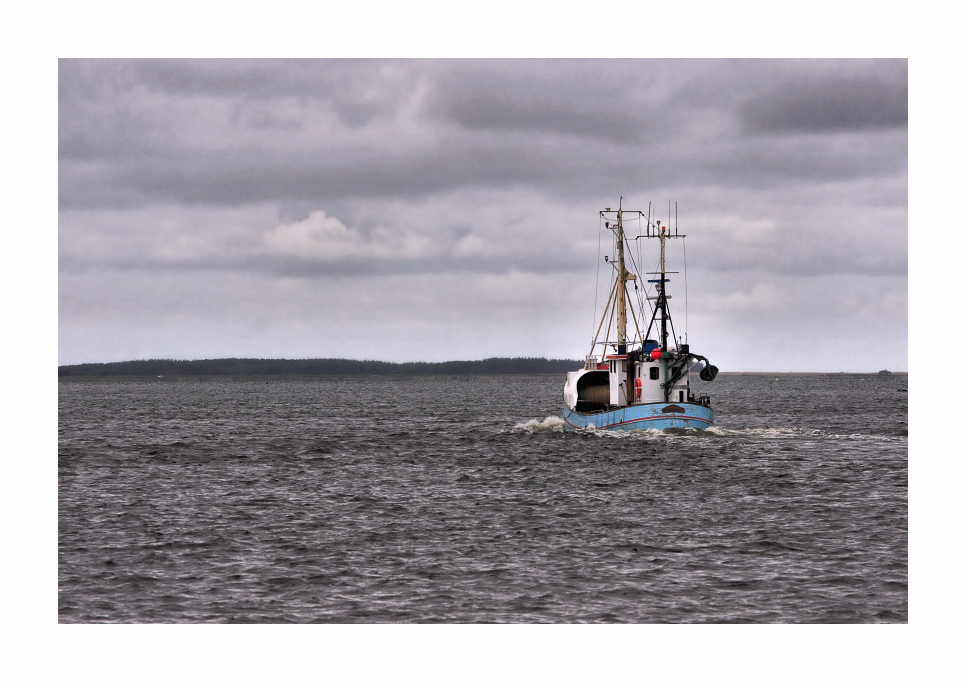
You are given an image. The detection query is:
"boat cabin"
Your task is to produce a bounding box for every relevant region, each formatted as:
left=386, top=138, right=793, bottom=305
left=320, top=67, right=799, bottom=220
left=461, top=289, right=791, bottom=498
left=564, top=346, right=694, bottom=413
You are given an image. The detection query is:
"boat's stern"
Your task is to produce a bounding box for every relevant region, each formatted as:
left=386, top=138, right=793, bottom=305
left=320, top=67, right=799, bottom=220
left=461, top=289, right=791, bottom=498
left=563, top=400, right=714, bottom=432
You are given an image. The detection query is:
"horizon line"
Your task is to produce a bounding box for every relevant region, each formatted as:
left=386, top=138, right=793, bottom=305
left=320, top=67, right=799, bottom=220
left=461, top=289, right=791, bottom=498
left=57, top=356, right=907, bottom=374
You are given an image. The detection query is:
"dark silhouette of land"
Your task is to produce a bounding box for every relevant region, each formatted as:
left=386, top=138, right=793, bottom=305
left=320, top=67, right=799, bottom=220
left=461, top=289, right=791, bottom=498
left=58, top=357, right=584, bottom=378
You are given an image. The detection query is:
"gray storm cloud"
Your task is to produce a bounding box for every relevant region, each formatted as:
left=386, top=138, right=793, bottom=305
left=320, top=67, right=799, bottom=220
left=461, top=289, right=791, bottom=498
left=58, top=59, right=907, bottom=370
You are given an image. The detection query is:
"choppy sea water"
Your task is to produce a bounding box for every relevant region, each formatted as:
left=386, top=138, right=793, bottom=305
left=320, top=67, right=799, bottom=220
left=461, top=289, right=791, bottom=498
left=59, top=373, right=907, bottom=623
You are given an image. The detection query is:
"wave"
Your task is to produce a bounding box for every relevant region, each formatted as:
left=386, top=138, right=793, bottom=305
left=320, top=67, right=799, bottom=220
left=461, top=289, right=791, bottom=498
left=706, top=426, right=906, bottom=442
left=584, top=426, right=713, bottom=440
left=512, top=416, right=565, bottom=433
left=705, top=426, right=816, bottom=439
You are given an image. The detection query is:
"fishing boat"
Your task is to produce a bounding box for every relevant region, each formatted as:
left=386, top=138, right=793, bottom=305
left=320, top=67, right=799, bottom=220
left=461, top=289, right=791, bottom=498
left=563, top=200, right=719, bottom=432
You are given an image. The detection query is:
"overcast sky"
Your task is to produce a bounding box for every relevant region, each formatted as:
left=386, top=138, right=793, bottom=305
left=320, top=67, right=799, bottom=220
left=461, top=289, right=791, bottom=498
left=58, top=59, right=907, bottom=371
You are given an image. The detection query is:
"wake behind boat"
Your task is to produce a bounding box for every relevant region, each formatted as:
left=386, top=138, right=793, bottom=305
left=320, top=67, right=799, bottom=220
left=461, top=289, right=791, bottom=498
left=563, top=200, right=719, bottom=432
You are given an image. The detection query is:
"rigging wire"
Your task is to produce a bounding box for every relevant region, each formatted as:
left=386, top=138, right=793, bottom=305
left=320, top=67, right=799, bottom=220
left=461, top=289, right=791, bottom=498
left=641, top=247, right=663, bottom=343
left=589, top=277, right=618, bottom=356
left=683, top=232, right=689, bottom=345
left=642, top=202, right=656, bottom=321
left=591, top=214, right=603, bottom=349
left=638, top=232, right=646, bottom=315
left=615, top=212, right=652, bottom=349
left=605, top=220, right=617, bottom=345
left=622, top=225, right=653, bottom=329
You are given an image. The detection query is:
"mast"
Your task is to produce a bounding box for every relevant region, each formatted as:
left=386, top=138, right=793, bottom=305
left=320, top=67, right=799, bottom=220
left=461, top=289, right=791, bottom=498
left=659, top=220, right=668, bottom=352
left=614, top=198, right=637, bottom=352
left=589, top=201, right=641, bottom=360
left=640, top=212, right=681, bottom=357
left=616, top=202, right=627, bottom=349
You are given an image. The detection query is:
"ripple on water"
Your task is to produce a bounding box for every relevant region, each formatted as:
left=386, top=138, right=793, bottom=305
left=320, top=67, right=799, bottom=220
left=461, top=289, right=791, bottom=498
left=59, top=374, right=907, bottom=623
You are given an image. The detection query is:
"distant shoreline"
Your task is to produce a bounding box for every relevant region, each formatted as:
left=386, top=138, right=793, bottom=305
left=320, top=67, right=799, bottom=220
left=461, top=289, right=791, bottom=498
left=57, top=357, right=584, bottom=379
left=57, top=357, right=907, bottom=380
left=58, top=373, right=571, bottom=382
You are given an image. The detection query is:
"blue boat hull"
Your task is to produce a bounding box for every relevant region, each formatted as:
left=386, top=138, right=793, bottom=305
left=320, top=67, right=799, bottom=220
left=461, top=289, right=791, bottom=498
left=563, top=402, right=714, bottom=432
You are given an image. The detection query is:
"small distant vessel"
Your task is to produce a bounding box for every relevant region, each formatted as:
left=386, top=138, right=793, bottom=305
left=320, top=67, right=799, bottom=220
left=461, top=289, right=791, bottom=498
left=563, top=200, right=719, bottom=431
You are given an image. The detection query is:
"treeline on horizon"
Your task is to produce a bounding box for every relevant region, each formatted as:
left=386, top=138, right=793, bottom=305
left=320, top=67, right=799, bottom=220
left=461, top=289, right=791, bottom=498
left=58, top=357, right=585, bottom=378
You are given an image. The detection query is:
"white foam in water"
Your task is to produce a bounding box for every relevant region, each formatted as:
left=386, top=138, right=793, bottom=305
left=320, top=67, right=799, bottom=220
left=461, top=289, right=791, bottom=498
left=588, top=426, right=703, bottom=440
left=512, top=420, right=903, bottom=441
left=707, top=426, right=820, bottom=439
left=513, top=416, right=565, bottom=432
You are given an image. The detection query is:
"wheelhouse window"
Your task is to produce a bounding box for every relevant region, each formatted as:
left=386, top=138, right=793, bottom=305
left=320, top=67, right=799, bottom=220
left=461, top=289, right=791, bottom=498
left=650, top=367, right=659, bottom=380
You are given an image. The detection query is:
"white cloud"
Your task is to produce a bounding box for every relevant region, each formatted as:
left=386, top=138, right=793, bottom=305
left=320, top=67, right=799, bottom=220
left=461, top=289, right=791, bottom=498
left=264, top=210, right=362, bottom=261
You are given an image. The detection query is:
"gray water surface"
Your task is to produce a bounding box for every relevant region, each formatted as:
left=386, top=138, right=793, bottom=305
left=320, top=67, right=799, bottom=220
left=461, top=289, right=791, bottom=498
left=58, top=373, right=907, bottom=622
